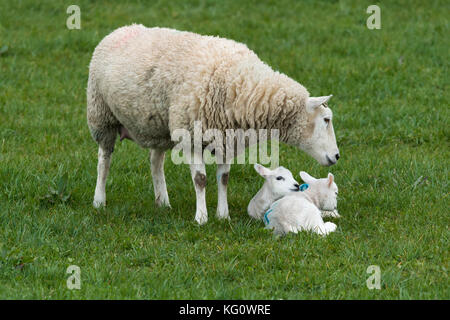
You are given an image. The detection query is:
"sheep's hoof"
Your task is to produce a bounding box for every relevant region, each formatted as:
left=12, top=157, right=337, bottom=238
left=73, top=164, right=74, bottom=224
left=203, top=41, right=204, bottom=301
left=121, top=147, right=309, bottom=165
left=155, top=194, right=171, bottom=208
left=217, top=214, right=230, bottom=221
left=195, top=213, right=208, bottom=225
left=216, top=208, right=230, bottom=220
left=156, top=199, right=171, bottom=208
left=93, top=199, right=106, bottom=208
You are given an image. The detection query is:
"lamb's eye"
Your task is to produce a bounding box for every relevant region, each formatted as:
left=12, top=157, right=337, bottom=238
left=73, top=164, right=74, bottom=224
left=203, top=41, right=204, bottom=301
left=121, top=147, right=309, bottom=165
left=324, top=118, right=330, bottom=125
left=276, top=176, right=284, bottom=181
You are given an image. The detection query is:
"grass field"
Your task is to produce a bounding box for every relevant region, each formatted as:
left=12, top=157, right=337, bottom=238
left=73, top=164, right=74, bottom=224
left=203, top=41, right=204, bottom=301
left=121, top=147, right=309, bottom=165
left=0, top=0, right=448, bottom=299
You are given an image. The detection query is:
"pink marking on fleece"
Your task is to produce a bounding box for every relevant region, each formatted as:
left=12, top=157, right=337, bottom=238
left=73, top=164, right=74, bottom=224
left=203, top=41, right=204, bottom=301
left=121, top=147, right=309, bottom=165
left=112, top=27, right=143, bottom=49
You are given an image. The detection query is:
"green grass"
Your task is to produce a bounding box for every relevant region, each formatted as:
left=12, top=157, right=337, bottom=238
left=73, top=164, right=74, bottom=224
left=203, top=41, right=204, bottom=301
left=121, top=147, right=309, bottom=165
left=0, top=0, right=448, bottom=299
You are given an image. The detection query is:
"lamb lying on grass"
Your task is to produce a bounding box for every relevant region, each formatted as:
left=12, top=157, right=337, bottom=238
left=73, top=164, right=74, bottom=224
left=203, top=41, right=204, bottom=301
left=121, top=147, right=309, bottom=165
left=264, top=171, right=340, bottom=236
left=247, top=164, right=300, bottom=220
left=248, top=164, right=340, bottom=221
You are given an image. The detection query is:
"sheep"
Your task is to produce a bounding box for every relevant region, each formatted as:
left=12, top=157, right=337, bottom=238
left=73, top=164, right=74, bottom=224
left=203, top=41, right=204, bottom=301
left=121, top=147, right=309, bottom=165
left=247, top=163, right=300, bottom=220
left=264, top=171, right=339, bottom=236
left=87, top=24, right=340, bottom=224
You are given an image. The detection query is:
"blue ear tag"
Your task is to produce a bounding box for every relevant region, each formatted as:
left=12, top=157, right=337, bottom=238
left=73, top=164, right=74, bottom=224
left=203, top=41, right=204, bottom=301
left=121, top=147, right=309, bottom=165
left=299, top=183, right=309, bottom=192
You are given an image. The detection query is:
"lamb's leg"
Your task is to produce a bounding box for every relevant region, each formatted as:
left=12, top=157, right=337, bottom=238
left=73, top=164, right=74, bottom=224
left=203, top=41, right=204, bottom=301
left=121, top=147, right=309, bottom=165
left=315, top=222, right=337, bottom=236
left=324, top=222, right=337, bottom=234
left=150, top=149, right=170, bottom=207
left=190, top=159, right=208, bottom=225
left=93, top=146, right=112, bottom=207
left=216, top=164, right=230, bottom=220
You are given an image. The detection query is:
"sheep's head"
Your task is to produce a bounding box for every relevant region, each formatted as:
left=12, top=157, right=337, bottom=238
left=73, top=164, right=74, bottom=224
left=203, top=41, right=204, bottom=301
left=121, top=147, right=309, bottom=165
left=254, top=163, right=300, bottom=198
left=288, top=95, right=340, bottom=166
left=299, top=171, right=338, bottom=211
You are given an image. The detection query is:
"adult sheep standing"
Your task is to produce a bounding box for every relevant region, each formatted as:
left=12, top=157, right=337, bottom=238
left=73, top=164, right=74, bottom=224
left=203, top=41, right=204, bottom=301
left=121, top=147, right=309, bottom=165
left=87, top=24, right=340, bottom=225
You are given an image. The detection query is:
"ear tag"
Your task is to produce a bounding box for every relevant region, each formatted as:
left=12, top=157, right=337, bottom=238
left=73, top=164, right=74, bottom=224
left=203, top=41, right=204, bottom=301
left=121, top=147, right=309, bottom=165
left=299, top=183, right=309, bottom=192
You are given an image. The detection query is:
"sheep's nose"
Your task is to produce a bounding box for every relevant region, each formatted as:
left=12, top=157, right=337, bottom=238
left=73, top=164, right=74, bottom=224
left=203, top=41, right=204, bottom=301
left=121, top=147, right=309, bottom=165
left=294, top=183, right=300, bottom=190
left=335, top=153, right=340, bottom=161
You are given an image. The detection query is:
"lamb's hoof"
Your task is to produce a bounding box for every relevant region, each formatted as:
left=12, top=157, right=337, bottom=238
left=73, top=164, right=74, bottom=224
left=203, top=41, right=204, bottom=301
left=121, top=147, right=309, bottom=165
left=248, top=212, right=263, bottom=221
left=332, top=211, right=341, bottom=218
left=329, top=209, right=341, bottom=218
left=195, top=212, right=208, bottom=225
left=324, top=222, right=337, bottom=234
left=321, top=209, right=341, bottom=218
left=315, top=222, right=337, bottom=236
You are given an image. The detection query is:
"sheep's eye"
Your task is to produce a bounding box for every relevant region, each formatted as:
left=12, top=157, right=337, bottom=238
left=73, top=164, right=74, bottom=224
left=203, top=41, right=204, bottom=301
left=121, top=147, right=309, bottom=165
left=276, top=176, right=284, bottom=181
left=324, top=118, right=330, bottom=125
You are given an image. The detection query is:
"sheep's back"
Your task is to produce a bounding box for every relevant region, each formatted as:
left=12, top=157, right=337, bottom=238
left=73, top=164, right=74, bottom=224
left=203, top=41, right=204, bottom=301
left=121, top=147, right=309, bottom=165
left=88, top=24, right=258, bottom=148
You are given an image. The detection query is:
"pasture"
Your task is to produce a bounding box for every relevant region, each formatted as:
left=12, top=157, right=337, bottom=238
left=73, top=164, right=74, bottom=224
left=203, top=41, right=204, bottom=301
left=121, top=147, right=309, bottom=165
left=0, top=0, right=448, bottom=299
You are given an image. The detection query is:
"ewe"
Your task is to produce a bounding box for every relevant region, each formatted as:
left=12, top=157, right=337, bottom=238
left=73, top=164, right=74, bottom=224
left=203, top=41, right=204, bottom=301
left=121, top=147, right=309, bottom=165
left=87, top=24, right=340, bottom=224
left=247, top=164, right=300, bottom=220
left=264, top=172, right=339, bottom=236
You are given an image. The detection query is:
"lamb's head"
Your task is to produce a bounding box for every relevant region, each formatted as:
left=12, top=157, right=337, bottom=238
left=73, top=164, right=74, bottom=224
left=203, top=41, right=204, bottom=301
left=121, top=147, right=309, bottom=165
left=300, top=171, right=338, bottom=211
left=288, top=95, right=340, bottom=166
left=254, top=163, right=300, bottom=198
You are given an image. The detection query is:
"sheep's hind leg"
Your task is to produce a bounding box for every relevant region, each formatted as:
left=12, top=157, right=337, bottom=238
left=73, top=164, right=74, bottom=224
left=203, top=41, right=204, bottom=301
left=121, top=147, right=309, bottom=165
left=87, top=76, right=119, bottom=208
left=216, top=164, right=230, bottom=220
left=190, top=156, right=208, bottom=225
left=90, top=123, right=117, bottom=208
left=93, top=145, right=113, bottom=208
left=150, top=149, right=170, bottom=207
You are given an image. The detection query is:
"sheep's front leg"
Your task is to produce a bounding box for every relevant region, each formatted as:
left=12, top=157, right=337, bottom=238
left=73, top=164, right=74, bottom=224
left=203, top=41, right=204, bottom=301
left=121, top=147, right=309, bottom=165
left=150, top=149, right=170, bottom=207
left=190, top=161, right=208, bottom=225
left=216, top=164, right=230, bottom=220
left=93, top=146, right=112, bottom=208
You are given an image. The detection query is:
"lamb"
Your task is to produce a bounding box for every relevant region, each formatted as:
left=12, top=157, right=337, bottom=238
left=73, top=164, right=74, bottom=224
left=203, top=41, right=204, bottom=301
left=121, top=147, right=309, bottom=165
left=264, top=171, right=339, bottom=236
left=87, top=24, right=340, bottom=224
left=247, top=164, right=301, bottom=220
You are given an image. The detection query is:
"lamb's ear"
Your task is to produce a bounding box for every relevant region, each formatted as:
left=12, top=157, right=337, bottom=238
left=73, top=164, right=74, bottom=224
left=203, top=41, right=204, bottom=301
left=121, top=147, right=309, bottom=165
left=306, top=95, right=332, bottom=113
left=254, top=163, right=272, bottom=177
left=300, top=171, right=316, bottom=183
left=327, top=173, right=334, bottom=187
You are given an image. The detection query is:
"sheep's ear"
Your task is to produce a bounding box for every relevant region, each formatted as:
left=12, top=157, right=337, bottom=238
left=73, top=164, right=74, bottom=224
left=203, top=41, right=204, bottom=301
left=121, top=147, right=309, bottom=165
left=254, top=163, right=272, bottom=177
left=327, top=173, right=334, bottom=187
left=306, top=95, right=332, bottom=113
left=300, top=171, right=316, bottom=183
